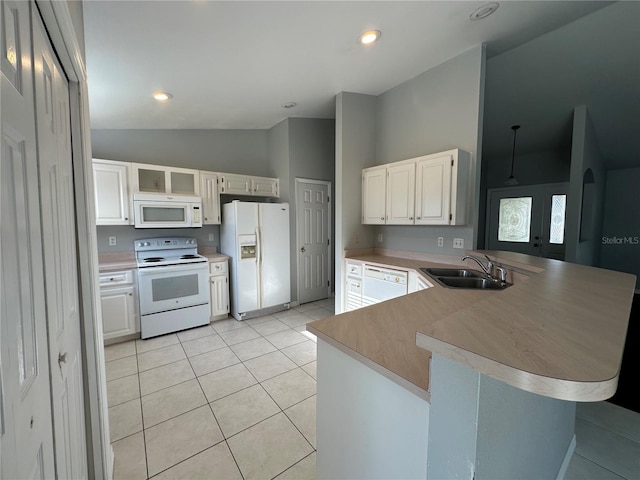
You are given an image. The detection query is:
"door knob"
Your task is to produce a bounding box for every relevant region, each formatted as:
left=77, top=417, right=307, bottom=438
left=300, top=247, right=305, bottom=253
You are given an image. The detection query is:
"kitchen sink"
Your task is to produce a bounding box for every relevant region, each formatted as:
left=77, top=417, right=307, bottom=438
left=419, top=267, right=511, bottom=290
left=421, top=268, right=485, bottom=278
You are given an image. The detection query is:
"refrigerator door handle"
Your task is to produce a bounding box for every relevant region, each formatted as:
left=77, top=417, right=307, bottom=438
left=256, top=226, right=263, bottom=306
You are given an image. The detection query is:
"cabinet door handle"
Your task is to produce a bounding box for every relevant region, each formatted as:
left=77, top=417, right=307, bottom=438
left=409, top=217, right=413, bottom=220
left=380, top=217, right=384, bottom=220
left=417, top=216, right=421, bottom=220
left=124, top=217, right=128, bottom=221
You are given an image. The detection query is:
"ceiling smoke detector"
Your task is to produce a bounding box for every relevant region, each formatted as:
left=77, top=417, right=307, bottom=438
left=469, top=2, right=500, bottom=21
left=282, top=102, right=297, bottom=109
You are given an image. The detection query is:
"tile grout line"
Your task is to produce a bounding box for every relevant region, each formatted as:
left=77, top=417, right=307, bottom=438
left=180, top=330, right=248, bottom=479
left=106, top=308, right=327, bottom=479
left=134, top=339, right=150, bottom=480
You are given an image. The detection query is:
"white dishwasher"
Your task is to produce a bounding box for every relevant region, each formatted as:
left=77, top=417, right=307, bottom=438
left=362, top=265, right=408, bottom=306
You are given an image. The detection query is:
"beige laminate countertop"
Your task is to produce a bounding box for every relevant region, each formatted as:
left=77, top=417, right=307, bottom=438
left=98, top=251, right=229, bottom=272
left=307, top=250, right=636, bottom=402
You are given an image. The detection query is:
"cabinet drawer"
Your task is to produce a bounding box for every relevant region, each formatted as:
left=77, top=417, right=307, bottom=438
left=346, top=262, right=363, bottom=278
left=99, top=270, right=134, bottom=287
left=209, top=260, right=228, bottom=275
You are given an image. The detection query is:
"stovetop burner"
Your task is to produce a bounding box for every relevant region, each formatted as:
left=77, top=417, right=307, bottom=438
left=135, top=237, right=205, bottom=268
left=144, top=257, right=165, bottom=263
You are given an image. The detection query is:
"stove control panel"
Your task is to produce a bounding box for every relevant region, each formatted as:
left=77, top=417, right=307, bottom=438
left=134, top=237, right=198, bottom=251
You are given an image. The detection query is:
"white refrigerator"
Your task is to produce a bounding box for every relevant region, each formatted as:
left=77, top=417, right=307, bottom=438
left=220, top=201, right=291, bottom=320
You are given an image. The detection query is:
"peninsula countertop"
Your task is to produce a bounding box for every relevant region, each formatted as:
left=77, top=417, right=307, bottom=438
left=307, top=250, right=636, bottom=402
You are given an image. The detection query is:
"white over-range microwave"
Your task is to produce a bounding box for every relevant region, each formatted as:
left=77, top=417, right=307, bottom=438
left=133, top=193, right=202, bottom=228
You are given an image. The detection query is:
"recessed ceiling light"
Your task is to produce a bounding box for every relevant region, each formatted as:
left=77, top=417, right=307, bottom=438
left=469, top=2, right=500, bottom=21
left=282, top=102, right=297, bottom=109
left=153, top=92, right=172, bottom=101
left=359, top=30, right=381, bottom=45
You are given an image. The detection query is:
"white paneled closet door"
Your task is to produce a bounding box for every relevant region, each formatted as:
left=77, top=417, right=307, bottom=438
left=32, top=10, right=88, bottom=479
left=1, top=1, right=56, bottom=478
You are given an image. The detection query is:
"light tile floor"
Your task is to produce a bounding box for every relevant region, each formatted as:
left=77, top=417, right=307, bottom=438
left=105, top=299, right=333, bottom=479
left=106, top=296, right=639, bottom=479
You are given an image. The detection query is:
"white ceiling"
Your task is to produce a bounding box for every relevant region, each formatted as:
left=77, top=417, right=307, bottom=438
left=83, top=0, right=640, bottom=169
left=83, top=1, right=612, bottom=131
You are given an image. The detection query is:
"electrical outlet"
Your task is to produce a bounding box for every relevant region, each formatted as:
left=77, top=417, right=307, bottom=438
left=209, top=233, right=215, bottom=241
left=453, top=238, right=464, bottom=249
left=354, top=234, right=360, bottom=244
left=377, top=233, right=383, bottom=243
left=108, top=236, right=117, bottom=246
left=437, top=237, right=444, bottom=247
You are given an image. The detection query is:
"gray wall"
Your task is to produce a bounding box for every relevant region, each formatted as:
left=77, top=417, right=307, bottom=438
left=92, top=128, right=269, bottom=253
left=374, top=45, right=486, bottom=254
left=566, top=106, right=606, bottom=265
left=96, top=225, right=219, bottom=253
left=91, top=129, right=269, bottom=175
left=268, top=118, right=335, bottom=304
left=484, top=149, right=571, bottom=189
left=67, top=0, right=85, bottom=59
left=335, top=92, right=377, bottom=312
left=428, top=355, right=576, bottom=480
left=600, top=168, right=640, bottom=290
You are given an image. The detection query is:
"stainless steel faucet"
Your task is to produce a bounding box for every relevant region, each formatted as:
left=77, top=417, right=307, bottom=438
left=462, top=254, right=507, bottom=282
left=462, top=254, right=494, bottom=275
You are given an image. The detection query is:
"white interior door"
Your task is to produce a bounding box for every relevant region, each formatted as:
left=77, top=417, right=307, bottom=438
left=296, top=180, right=330, bottom=305
left=487, top=183, right=569, bottom=260
left=1, top=1, right=56, bottom=477
left=33, top=10, right=87, bottom=479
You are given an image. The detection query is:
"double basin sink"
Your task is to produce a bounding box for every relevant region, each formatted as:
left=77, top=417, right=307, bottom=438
left=420, top=267, right=511, bottom=290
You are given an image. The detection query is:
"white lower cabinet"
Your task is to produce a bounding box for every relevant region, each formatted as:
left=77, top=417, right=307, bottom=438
left=99, top=270, right=139, bottom=340
left=209, top=259, right=229, bottom=320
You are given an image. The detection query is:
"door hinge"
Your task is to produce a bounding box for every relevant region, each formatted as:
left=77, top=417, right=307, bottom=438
left=451, top=159, right=454, bottom=166
left=327, top=280, right=330, bottom=287
left=327, top=196, right=330, bottom=203
left=449, top=213, right=453, bottom=221
left=327, top=238, right=330, bottom=246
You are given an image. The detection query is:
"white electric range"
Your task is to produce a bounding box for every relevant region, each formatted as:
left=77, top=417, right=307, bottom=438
left=135, top=237, right=209, bottom=339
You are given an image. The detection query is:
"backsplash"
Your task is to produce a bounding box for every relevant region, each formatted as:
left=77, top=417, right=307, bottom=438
left=96, top=224, right=220, bottom=253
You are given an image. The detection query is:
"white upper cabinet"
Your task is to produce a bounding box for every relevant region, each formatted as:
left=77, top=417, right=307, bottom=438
left=200, top=171, right=221, bottom=224
left=362, top=149, right=470, bottom=226
left=252, top=176, right=279, bottom=197
left=93, top=158, right=132, bottom=225
left=415, top=150, right=469, bottom=225
left=219, top=173, right=279, bottom=197
left=362, top=166, right=387, bottom=224
left=387, top=162, right=416, bottom=225
left=131, top=163, right=200, bottom=195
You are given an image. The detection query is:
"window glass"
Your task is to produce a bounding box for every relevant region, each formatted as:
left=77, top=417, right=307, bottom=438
left=549, top=194, right=567, bottom=244
left=498, top=197, right=532, bottom=242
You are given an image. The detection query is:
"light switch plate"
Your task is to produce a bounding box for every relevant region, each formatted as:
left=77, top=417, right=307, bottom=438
left=209, top=233, right=215, bottom=241
left=108, top=236, right=117, bottom=246
left=377, top=233, right=383, bottom=243
left=437, top=237, right=444, bottom=247
left=453, top=238, right=464, bottom=249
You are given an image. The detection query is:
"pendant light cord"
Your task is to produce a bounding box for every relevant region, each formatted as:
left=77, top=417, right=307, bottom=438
left=510, top=124, right=520, bottom=178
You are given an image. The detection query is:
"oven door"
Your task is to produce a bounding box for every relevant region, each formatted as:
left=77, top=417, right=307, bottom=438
left=137, top=263, right=209, bottom=315
left=134, top=200, right=192, bottom=228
